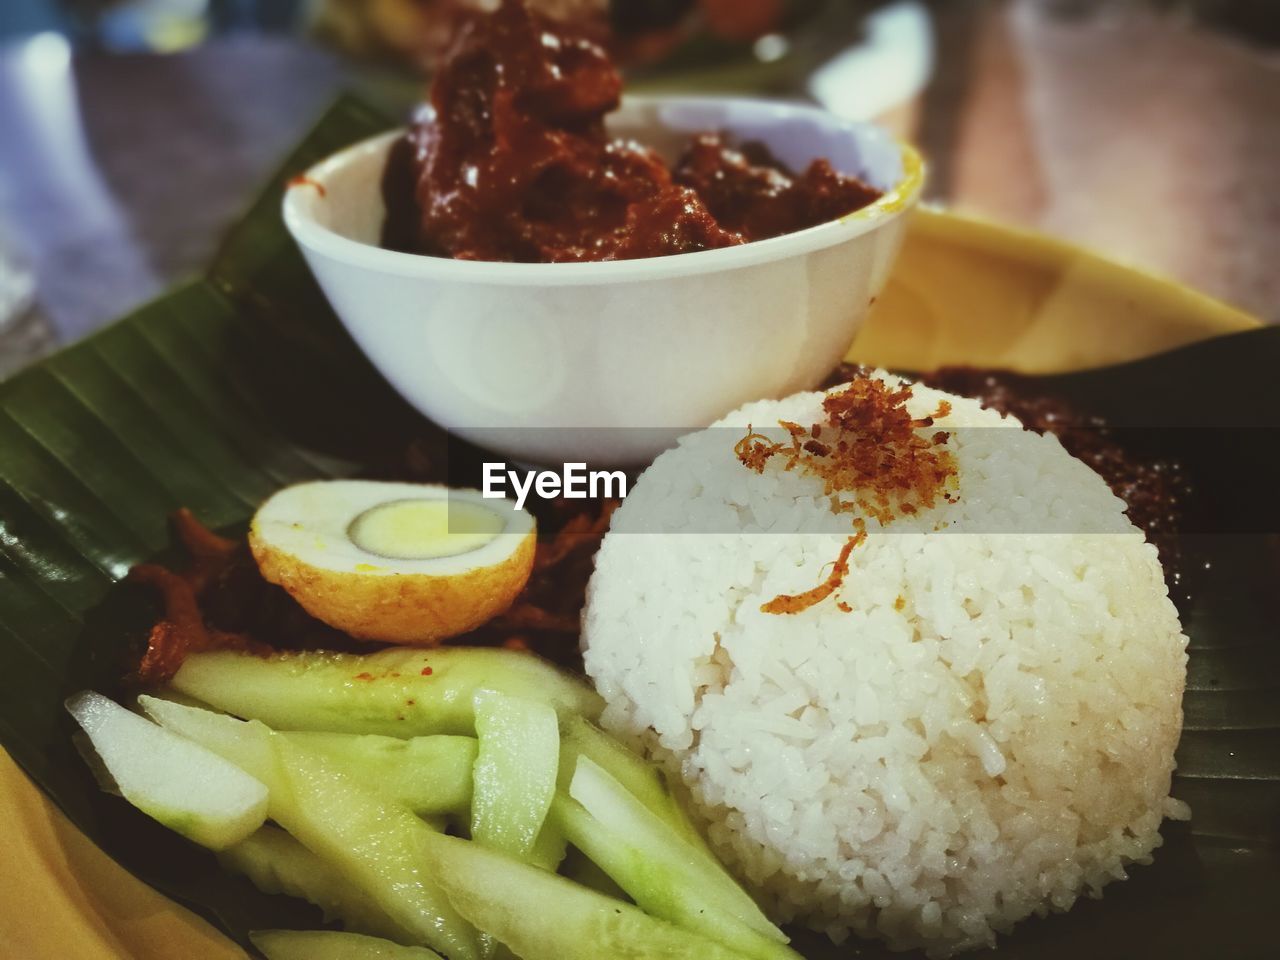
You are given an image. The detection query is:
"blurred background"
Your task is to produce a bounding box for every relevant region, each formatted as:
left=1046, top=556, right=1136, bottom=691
left=0, top=0, right=1276, bottom=376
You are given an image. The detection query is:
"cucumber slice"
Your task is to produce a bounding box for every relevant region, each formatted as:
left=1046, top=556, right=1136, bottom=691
left=527, top=822, right=568, bottom=873
left=139, top=696, right=479, bottom=960
left=421, top=830, right=758, bottom=960
left=563, top=746, right=772, bottom=930
left=557, top=716, right=712, bottom=856
left=66, top=691, right=266, bottom=851
left=470, top=690, right=559, bottom=863
left=250, top=930, right=443, bottom=960
left=220, top=826, right=410, bottom=942
left=560, top=758, right=795, bottom=960
left=283, top=731, right=476, bottom=816
left=169, top=647, right=601, bottom=737
left=558, top=846, right=629, bottom=902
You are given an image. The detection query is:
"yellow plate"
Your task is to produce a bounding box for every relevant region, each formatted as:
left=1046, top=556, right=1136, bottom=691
left=0, top=208, right=1259, bottom=960
left=853, top=209, right=1257, bottom=371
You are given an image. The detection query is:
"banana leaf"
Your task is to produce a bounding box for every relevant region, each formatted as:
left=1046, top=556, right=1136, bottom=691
left=0, top=93, right=1277, bottom=959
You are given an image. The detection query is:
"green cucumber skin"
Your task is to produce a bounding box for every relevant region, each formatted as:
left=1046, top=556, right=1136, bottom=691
left=553, top=797, right=797, bottom=960
left=558, top=735, right=777, bottom=932
left=169, top=648, right=602, bottom=738
left=527, top=823, right=568, bottom=873
left=282, top=732, right=477, bottom=815
left=146, top=806, right=201, bottom=844
left=557, top=717, right=714, bottom=858
left=142, top=698, right=479, bottom=960
left=220, top=826, right=410, bottom=942
left=143, top=798, right=263, bottom=853
left=250, top=929, right=444, bottom=960
left=146, top=666, right=789, bottom=959
left=423, top=831, right=758, bottom=960
left=471, top=691, right=560, bottom=862
left=558, top=846, right=629, bottom=901
left=67, top=690, right=268, bottom=851
left=558, top=717, right=778, bottom=934
left=271, top=737, right=482, bottom=960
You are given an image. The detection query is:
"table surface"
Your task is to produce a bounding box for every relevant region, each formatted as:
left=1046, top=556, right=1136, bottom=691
left=0, top=0, right=1276, bottom=380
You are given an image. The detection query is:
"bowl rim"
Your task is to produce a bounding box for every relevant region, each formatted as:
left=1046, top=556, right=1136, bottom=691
left=282, top=94, right=925, bottom=286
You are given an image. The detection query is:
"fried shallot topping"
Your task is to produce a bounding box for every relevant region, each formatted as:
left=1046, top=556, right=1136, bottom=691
left=760, top=528, right=865, bottom=615
left=737, top=376, right=959, bottom=614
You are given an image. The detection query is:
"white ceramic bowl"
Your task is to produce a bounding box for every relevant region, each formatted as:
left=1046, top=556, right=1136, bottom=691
left=283, top=96, right=923, bottom=465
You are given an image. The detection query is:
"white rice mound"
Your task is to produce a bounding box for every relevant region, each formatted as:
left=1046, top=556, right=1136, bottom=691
left=581, top=373, right=1189, bottom=956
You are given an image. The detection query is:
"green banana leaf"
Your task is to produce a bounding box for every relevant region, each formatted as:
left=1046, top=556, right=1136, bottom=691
left=0, top=93, right=1276, bottom=960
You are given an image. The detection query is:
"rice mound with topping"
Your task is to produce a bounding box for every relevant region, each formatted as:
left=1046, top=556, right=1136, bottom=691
left=581, top=374, right=1188, bottom=956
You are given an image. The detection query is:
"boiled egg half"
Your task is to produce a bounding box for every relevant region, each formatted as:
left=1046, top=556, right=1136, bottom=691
left=248, top=480, right=536, bottom=644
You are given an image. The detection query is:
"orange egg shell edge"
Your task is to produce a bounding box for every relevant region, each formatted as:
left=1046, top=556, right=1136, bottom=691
left=247, top=526, right=537, bottom=645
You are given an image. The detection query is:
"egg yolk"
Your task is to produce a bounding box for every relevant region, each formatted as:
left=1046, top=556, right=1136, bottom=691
left=348, top=498, right=505, bottom=560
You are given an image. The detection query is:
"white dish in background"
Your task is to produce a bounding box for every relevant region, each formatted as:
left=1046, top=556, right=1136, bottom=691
left=283, top=96, right=923, bottom=466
